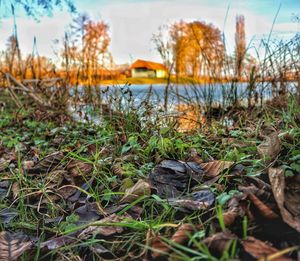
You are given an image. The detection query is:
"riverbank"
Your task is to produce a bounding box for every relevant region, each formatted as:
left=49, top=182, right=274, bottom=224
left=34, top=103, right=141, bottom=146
left=98, top=76, right=211, bottom=85
left=78, top=76, right=299, bottom=87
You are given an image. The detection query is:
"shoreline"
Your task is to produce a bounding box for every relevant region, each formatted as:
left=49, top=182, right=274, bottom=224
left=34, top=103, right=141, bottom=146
left=80, top=77, right=298, bottom=86
left=96, top=77, right=218, bottom=85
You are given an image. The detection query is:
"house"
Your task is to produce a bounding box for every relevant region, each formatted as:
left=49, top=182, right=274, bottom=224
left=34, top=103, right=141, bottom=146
left=130, top=59, right=167, bottom=78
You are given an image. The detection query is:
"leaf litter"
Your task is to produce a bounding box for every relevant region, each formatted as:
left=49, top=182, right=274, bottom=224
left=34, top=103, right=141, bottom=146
left=1, top=105, right=300, bottom=260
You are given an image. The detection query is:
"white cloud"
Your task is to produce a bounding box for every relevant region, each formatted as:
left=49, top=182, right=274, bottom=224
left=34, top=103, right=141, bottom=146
left=99, top=1, right=278, bottom=63
left=0, top=1, right=297, bottom=64
left=0, top=13, right=73, bottom=57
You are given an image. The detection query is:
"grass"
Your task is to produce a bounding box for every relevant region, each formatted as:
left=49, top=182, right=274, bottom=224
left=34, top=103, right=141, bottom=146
left=0, top=88, right=300, bottom=260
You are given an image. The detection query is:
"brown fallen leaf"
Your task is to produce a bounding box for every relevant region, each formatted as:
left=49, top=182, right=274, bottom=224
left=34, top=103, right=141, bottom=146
left=242, top=236, right=292, bottom=261
left=152, top=223, right=198, bottom=258
left=268, top=168, right=300, bottom=233
left=86, top=144, right=97, bottom=155
left=257, top=132, right=281, bottom=162
left=202, top=230, right=237, bottom=256
left=66, top=160, right=93, bottom=177
left=78, top=214, right=129, bottom=239
left=58, top=185, right=78, bottom=200
left=0, top=158, right=10, bottom=172
left=111, top=163, right=124, bottom=177
left=0, top=231, right=32, bottom=261
left=215, top=193, right=247, bottom=229
left=200, top=160, right=234, bottom=178
left=247, top=193, right=278, bottom=219
left=222, top=211, right=239, bottom=226
left=22, top=160, right=35, bottom=170
left=49, top=169, right=67, bottom=183
left=151, top=235, right=169, bottom=258
left=27, top=151, right=65, bottom=174
left=171, top=223, right=197, bottom=245
left=11, top=182, right=20, bottom=200
left=120, top=179, right=151, bottom=203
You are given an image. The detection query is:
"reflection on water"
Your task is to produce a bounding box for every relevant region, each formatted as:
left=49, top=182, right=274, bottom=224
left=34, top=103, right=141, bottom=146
left=176, top=104, right=206, bottom=131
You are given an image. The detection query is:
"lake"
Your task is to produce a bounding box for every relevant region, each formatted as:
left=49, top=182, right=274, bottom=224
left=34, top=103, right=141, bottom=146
left=72, top=81, right=290, bottom=105
left=70, top=81, right=297, bottom=122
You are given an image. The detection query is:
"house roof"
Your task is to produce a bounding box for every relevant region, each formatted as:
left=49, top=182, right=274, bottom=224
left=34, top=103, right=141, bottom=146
left=130, top=59, right=167, bottom=71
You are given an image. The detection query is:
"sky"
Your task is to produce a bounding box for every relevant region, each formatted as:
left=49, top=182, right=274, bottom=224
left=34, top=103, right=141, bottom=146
left=0, top=0, right=299, bottom=65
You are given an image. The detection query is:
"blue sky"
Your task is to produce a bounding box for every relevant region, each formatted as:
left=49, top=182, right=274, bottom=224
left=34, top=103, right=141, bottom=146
left=0, top=0, right=298, bottom=64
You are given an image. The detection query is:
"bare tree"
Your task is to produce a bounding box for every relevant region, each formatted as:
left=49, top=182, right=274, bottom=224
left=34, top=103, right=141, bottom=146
left=4, top=35, right=22, bottom=76
left=152, top=25, right=172, bottom=69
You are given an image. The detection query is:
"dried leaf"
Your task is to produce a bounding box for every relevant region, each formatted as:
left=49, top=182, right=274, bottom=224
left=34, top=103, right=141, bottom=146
left=0, top=180, right=10, bottom=200
left=171, top=223, right=197, bottom=244
left=111, top=163, right=124, bottom=177
left=86, top=144, right=97, bottom=155
left=202, top=230, right=237, bottom=256
left=0, top=231, right=32, bottom=261
left=151, top=235, right=169, bottom=258
left=11, top=182, right=19, bottom=200
left=42, top=214, right=129, bottom=250
left=248, top=193, right=278, bottom=219
left=66, top=160, right=93, bottom=177
left=149, top=160, right=191, bottom=198
left=74, top=203, right=101, bottom=224
left=120, top=179, right=151, bottom=203
left=89, top=243, right=114, bottom=259
left=159, top=159, right=187, bottom=172
left=0, top=208, right=18, bottom=224
left=222, top=193, right=247, bottom=222
left=78, top=214, right=128, bottom=239
left=45, top=170, right=66, bottom=188
left=58, top=185, right=78, bottom=200
left=41, top=233, right=79, bottom=250
left=152, top=224, right=198, bottom=258
left=222, top=211, right=239, bottom=226
left=168, top=190, right=215, bottom=211
left=68, top=178, right=95, bottom=202
left=245, top=176, right=272, bottom=192
left=187, top=148, right=203, bottom=164
left=22, top=160, right=34, bottom=170
left=200, top=160, right=234, bottom=178
left=0, top=145, right=4, bottom=157
left=242, top=236, right=292, bottom=261
left=268, top=168, right=300, bottom=232
left=258, top=133, right=281, bottom=162
left=27, top=151, right=64, bottom=174
left=0, top=158, right=10, bottom=172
